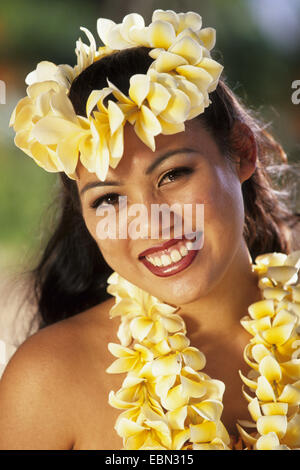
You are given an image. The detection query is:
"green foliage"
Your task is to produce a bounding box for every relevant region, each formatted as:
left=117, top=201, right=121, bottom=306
left=0, top=143, right=57, bottom=268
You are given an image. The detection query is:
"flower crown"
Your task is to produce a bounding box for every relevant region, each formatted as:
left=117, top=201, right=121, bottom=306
left=9, top=10, right=223, bottom=181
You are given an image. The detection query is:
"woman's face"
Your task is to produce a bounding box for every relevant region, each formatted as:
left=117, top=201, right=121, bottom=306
left=76, top=119, right=252, bottom=307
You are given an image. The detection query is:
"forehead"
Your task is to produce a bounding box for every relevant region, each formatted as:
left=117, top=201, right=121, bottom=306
left=76, top=118, right=214, bottom=185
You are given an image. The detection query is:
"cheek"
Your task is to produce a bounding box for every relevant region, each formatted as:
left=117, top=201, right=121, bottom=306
left=85, top=213, right=130, bottom=266
left=171, top=166, right=244, bottom=237
left=201, top=166, right=245, bottom=257
left=98, top=239, right=129, bottom=270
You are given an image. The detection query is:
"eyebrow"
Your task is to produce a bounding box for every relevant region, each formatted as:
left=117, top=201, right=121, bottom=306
left=79, top=147, right=197, bottom=196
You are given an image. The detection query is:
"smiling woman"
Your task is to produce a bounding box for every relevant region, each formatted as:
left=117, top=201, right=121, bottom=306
left=1, top=9, right=300, bottom=451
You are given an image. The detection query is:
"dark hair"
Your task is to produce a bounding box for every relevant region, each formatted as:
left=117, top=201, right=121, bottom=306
left=30, top=46, right=299, bottom=328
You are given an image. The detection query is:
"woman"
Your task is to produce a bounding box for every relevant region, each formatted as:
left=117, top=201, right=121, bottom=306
left=0, top=10, right=299, bottom=450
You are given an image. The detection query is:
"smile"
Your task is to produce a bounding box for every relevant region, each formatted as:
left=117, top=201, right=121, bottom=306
left=138, top=234, right=202, bottom=278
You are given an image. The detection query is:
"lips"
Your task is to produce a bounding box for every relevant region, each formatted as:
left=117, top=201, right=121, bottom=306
left=138, top=233, right=202, bottom=278
left=138, top=236, right=186, bottom=259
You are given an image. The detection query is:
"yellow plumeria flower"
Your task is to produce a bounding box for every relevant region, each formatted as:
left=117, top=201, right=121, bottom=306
left=108, top=273, right=183, bottom=346
left=106, top=342, right=153, bottom=374
left=84, top=87, right=126, bottom=180
left=10, top=82, right=91, bottom=177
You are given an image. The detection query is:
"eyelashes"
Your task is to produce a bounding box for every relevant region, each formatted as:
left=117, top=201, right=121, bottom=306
left=90, top=193, right=120, bottom=209
left=89, top=166, right=194, bottom=209
left=157, top=166, right=194, bottom=186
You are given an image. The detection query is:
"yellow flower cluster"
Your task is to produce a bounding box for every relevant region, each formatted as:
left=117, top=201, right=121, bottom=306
left=106, top=272, right=231, bottom=450
left=237, top=251, right=300, bottom=450
left=9, top=10, right=223, bottom=181
left=106, top=250, right=300, bottom=450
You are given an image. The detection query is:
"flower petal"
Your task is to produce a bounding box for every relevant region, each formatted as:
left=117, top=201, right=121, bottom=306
left=155, top=375, right=176, bottom=398
left=256, top=432, right=280, bottom=450
left=106, top=357, right=137, bottom=374
left=159, top=88, right=191, bottom=124
left=116, top=418, right=145, bottom=438
left=248, top=299, right=275, bottom=320
left=176, top=64, right=213, bottom=91
left=261, top=402, right=288, bottom=416
left=263, top=287, right=289, bottom=301
left=190, top=422, right=216, bottom=443
left=278, top=382, right=300, bottom=405
left=152, top=9, right=180, bottom=31
left=108, top=342, right=135, bottom=358
left=130, top=317, right=153, bottom=342
left=191, top=400, right=223, bottom=422
left=109, top=124, right=124, bottom=162
left=148, top=20, right=176, bottom=49
left=153, top=51, right=188, bottom=73
left=177, top=11, right=202, bottom=34
left=280, top=359, right=300, bottom=381
left=31, top=116, right=83, bottom=145
left=139, top=105, right=162, bottom=136
left=251, top=344, right=272, bottom=363
left=168, top=333, right=190, bottom=351
left=161, top=384, right=189, bottom=411
left=147, top=82, right=171, bottom=115
left=258, top=356, right=282, bottom=382
left=134, top=118, right=155, bottom=151
left=152, top=353, right=181, bottom=377
left=107, top=100, right=124, bottom=134
left=158, top=117, right=185, bottom=135
left=262, top=323, right=295, bottom=346
left=256, top=376, right=276, bottom=402
left=197, top=27, right=216, bottom=50
left=166, top=406, right=187, bottom=430
left=172, top=428, right=190, bottom=450
left=182, top=347, right=206, bottom=371
left=266, top=266, right=298, bottom=285
left=129, top=74, right=150, bottom=108
left=180, top=374, right=207, bottom=399
left=120, top=13, right=145, bottom=43
left=50, top=90, right=78, bottom=123
left=248, top=397, right=262, bottom=422
left=257, top=415, right=287, bottom=439
left=56, top=134, right=81, bottom=175
left=97, top=18, right=116, bottom=45
left=169, top=37, right=203, bottom=65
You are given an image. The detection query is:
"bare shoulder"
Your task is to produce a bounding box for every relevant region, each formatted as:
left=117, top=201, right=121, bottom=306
left=0, top=296, right=118, bottom=450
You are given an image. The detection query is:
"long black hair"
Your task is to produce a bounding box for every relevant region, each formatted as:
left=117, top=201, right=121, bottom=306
left=26, top=46, right=299, bottom=328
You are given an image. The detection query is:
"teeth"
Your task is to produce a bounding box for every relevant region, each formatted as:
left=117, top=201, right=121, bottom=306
left=144, top=238, right=195, bottom=267
left=179, top=245, right=188, bottom=257
left=154, top=256, right=162, bottom=267
left=186, top=241, right=194, bottom=250
left=161, top=254, right=172, bottom=266
left=170, top=249, right=182, bottom=263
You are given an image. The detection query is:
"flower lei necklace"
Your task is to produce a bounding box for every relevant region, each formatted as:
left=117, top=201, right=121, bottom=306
left=106, top=250, right=300, bottom=450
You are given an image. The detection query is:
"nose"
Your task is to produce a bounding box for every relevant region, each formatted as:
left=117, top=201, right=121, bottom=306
left=125, top=191, right=184, bottom=242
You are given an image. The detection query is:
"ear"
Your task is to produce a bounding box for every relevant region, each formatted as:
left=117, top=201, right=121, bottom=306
left=229, top=121, right=257, bottom=183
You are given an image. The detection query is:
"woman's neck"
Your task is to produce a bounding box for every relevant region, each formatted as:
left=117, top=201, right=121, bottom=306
left=177, top=241, right=262, bottom=345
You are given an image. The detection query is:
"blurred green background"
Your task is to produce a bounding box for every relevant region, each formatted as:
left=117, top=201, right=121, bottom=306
left=0, top=0, right=300, bottom=276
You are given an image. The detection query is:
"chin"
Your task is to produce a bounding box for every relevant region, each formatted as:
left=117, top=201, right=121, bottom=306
left=161, top=279, right=212, bottom=307
left=140, top=262, right=217, bottom=307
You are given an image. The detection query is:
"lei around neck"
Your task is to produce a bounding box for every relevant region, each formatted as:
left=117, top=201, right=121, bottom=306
left=106, top=250, right=300, bottom=450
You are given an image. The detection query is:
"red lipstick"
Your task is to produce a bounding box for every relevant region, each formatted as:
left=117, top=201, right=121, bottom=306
left=138, top=233, right=202, bottom=278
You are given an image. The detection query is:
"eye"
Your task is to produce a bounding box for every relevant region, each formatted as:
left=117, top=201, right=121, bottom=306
left=90, top=192, right=120, bottom=209
left=158, top=166, right=194, bottom=187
